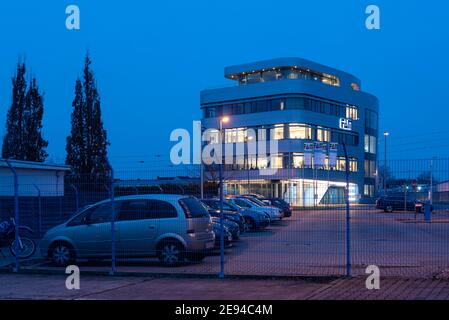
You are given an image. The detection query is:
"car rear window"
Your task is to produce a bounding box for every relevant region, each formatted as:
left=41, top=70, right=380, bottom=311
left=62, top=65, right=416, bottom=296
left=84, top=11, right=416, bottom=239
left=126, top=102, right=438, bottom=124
left=118, top=199, right=177, bottom=221
left=179, top=197, right=209, bottom=218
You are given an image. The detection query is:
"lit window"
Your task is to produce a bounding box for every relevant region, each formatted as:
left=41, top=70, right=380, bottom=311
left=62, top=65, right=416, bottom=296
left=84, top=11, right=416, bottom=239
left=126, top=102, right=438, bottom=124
left=258, top=128, right=267, bottom=141
left=364, top=160, right=376, bottom=178
left=364, top=135, right=370, bottom=153
left=321, top=73, right=340, bottom=87
left=257, top=156, right=268, bottom=169
left=292, top=153, right=304, bottom=168
left=225, top=128, right=246, bottom=143
left=317, top=127, right=330, bottom=142
left=287, top=70, right=298, bottom=79
left=271, top=124, right=284, bottom=140
left=204, top=129, right=219, bottom=144
left=346, top=106, right=359, bottom=120
left=247, top=155, right=257, bottom=169
left=364, top=184, right=374, bottom=196
left=289, top=123, right=312, bottom=140
left=350, top=158, right=358, bottom=172
left=364, top=135, right=377, bottom=154
left=245, top=129, right=257, bottom=141
left=337, top=157, right=346, bottom=171
left=270, top=154, right=283, bottom=169
left=370, top=136, right=377, bottom=154
left=336, top=157, right=358, bottom=172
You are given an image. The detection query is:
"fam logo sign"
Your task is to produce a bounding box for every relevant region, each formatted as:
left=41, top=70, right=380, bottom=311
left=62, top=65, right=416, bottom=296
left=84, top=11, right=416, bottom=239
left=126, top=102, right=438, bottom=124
left=339, top=118, right=353, bottom=131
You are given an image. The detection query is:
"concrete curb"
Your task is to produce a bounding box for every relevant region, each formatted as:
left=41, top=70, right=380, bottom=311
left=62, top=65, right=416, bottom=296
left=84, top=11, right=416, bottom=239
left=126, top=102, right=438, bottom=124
left=0, top=266, right=341, bottom=282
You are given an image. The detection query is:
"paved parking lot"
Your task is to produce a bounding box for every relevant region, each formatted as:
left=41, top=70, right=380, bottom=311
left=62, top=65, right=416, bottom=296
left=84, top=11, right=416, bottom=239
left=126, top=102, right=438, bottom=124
left=2, top=273, right=449, bottom=300
left=2, top=207, right=449, bottom=278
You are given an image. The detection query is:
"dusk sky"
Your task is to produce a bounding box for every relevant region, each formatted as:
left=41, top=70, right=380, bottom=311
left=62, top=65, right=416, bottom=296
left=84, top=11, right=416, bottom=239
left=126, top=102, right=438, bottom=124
left=1, top=0, right=448, bottom=170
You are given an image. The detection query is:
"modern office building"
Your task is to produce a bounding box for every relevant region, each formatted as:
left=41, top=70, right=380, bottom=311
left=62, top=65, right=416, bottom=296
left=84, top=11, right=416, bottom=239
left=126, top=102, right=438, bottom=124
left=200, top=58, right=379, bottom=205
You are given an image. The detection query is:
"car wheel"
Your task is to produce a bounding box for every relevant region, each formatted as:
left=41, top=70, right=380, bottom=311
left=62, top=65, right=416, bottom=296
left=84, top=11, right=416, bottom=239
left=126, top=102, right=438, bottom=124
left=50, top=242, right=75, bottom=267
left=385, top=205, right=394, bottom=213
left=157, top=241, right=184, bottom=267
left=244, top=218, right=256, bottom=232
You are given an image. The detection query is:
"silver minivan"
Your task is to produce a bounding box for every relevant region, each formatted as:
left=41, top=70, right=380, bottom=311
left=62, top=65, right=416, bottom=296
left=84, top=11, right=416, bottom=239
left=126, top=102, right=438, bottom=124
left=40, top=195, right=215, bottom=266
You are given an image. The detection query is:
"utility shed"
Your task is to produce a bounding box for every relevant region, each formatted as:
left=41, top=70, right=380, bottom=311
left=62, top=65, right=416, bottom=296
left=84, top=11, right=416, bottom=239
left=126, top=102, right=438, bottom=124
left=0, top=159, right=71, bottom=197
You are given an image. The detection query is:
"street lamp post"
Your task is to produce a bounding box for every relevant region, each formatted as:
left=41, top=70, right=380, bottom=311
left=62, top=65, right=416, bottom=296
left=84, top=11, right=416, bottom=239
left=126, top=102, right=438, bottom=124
left=219, top=116, right=229, bottom=279
left=383, top=131, right=389, bottom=192
left=200, top=125, right=206, bottom=199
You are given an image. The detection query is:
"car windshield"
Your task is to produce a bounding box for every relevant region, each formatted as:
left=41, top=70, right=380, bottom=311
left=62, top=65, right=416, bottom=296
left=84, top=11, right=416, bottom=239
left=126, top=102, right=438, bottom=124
left=206, top=199, right=238, bottom=211
left=243, top=198, right=262, bottom=207
left=249, top=197, right=267, bottom=206
left=179, top=197, right=209, bottom=218
left=223, top=201, right=238, bottom=211
left=233, top=198, right=252, bottom=208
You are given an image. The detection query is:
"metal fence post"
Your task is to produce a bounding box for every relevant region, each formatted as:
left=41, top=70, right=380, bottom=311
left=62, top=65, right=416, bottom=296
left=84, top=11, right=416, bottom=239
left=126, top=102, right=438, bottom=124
left=342, top=144, right=351, bottom=277
left=219, top=120, right=225, bottom=279
left=105, top=161, right=116, bottom=275
left=33, top=184, right=42, bottom=237
left=70, top=184, right=79, bottom=211
left=5, top=159, right=20, bottom=273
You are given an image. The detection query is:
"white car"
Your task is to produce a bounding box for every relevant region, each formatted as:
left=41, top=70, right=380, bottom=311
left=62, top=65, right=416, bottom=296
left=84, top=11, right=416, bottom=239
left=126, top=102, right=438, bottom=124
left=228, top=197, right=283, bottom=222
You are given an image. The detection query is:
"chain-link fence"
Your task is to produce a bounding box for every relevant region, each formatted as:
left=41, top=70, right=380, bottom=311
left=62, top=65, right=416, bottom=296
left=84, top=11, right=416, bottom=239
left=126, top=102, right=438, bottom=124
left=1, top=158, right=449, bottom=278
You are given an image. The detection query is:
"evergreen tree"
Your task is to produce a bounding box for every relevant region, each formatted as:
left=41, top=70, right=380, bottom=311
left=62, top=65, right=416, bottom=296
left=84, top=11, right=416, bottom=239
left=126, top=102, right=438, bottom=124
left=2, top=62, right=48, bottom=161
left=66, top=54, right=110, bottom=176
left=23, top=78, right=48, bottom=161
left=2, top=62, right=27, bottom=159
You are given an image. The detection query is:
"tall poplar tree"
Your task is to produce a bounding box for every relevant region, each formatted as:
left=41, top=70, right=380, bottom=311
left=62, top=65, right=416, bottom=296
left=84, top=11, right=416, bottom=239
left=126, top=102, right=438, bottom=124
left=2, top=62, right=27, bottom=159
left=66, top=54, right=110, bottom=176
left=2, top=61, right=48, bottom=161
left=23, top=77, right=49, bottom=161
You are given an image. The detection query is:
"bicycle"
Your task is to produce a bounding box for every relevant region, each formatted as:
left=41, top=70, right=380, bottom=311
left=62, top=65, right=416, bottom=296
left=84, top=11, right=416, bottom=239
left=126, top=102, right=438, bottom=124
left=0, top=217, right=36, bottom=259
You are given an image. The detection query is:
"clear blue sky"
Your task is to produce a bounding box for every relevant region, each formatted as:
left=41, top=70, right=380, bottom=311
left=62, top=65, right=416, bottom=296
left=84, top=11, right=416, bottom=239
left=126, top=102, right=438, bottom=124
left=0, top=0, right=448, bottom=169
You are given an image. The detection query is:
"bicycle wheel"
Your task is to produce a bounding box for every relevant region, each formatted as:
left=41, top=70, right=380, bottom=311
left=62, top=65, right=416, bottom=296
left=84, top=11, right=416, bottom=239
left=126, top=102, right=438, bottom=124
left=10, top=237, right=36, bottom=259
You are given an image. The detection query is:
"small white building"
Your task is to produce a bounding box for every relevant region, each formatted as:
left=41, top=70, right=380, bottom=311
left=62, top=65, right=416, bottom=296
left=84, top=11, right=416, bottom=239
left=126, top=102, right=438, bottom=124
left=0, top=159, right=71, bottom=197
left=437, top=180, right=449, bottom=193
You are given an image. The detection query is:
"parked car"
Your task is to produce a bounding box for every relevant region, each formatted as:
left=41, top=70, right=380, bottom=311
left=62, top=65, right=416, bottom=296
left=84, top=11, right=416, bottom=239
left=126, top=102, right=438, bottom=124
left=242, top=193, right=268, bottom=202
left=201, top=198, right=270, bottom=231
left=228, top=197, right=283, bottom=222
left=264, top=198, right=292, bottom=218
left=210, top=217, right=240, bottom=241
left=375, top=196, right=434, bottom=213
left=414, top=200, right=434, bottom=213
left=200, top=200, right=245, bottom=232
left=241, top=196, right=284, bottom=214
left=211, top=220, right=233, bottom=248
left=40, top=195, right=215, bottom=267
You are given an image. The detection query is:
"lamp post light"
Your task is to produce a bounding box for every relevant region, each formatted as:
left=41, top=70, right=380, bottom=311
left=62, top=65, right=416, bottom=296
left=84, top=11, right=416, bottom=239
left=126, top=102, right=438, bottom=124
left=218, top=116, right=229, bottom=279
left=383, top=131, right=389, bottom=192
